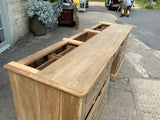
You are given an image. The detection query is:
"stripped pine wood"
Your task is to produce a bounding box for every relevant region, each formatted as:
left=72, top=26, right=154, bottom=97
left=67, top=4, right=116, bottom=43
left=38, top=24, right=132, bottom=94
left=8, top=71, right=60, bottom=120
left=63, top=38, right=84, bottom=46
left=4, top=22, right=132, bottom=120
left=18, top=41, right=67, bottom=65
left=99, top=22, right=112, bottom=26
left=110, top=34, right=129, bottom=81
left=84, top=29, right=100, bottom=33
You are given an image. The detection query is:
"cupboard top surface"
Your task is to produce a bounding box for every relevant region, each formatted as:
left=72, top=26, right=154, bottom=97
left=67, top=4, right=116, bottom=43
left=4, top=23, right=132, bottom=96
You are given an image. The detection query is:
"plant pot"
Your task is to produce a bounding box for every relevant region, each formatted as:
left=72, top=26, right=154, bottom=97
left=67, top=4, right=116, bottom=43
left=30, top=16, right=47, bottom=36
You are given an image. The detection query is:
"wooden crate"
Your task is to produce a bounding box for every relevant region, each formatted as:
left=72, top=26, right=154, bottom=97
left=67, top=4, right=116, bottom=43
left=58, top=5, right=74, bottom=26
left=4, top=23, right=132, bottom=120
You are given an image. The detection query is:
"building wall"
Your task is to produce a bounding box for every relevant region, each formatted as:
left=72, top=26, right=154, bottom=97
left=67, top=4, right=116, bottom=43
left=6, top=0, right=34, bottom=44
left=0, top=0, right=61, bottom=53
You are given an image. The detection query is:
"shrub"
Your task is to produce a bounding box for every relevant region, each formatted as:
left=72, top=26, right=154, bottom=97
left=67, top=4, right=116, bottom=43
left=28, top=0, right=62, bottom=27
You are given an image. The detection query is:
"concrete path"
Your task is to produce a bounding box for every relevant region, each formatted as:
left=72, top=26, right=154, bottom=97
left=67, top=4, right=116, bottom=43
left=0, top=2, right=160, bottom=120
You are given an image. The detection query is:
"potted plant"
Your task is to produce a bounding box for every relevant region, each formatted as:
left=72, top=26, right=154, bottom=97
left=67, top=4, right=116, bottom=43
left=28, top=0, right=62, bottom=36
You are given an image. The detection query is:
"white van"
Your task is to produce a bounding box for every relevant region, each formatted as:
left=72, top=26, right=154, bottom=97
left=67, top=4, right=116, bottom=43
left=105, top=0, right=119, bottom=10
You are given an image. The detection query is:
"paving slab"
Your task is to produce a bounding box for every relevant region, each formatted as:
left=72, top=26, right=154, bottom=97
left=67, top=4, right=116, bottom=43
left=99, top=78, right=137, bottom=120
left=130, top=78, right=160, bottom=120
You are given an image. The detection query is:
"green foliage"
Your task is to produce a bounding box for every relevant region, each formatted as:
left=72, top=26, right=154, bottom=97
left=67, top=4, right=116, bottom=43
left=89, top=0, right=105, bottom=2
left=153, top=1, right=160, bottom=9
left=49, top=0, right=58, bottom=3
left=28, top=0, right=62, bottom=27
left=136, top=0, right=160, bottom=9
left=145, top=4, right=154, bottom=9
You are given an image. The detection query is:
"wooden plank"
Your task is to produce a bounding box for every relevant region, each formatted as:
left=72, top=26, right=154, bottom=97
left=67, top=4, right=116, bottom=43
left=37, top=24, right=132, bottom=95
left=85, top=59, right=112, bottom=116
left=59, top=92, right=82, bottom=120
left=84, top=29, right=100, bottom=33
left=5, top=23, right=132, bottom=97
left=36, top=57, right=57, bottom=70
left=63, top=38, right=84, bottom=46
left=4, top=62, right=39, bottom=74
left=58, top=45, right=75, bottom=56
left=4, top=23, right=132, bottom=120
left=18, top=41, right=67, bottom=65
left=99, top=22, right=112, bottom=26
left=8, top=71, right=60, bottom=120
left=110, top=34, right=128, bottom=81
left=110, top=57, right=125, bottom=81
left=50, top=53, right=62, bottom=59
left=86, top=79, right=109, bottom=120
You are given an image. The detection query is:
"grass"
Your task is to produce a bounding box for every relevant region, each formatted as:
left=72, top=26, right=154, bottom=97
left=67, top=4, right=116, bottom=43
left=136, top=0, right=160, bottom=9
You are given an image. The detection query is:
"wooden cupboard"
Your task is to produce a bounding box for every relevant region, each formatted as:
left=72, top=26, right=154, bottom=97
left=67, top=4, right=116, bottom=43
left=4, top=22, right=132, bottom=120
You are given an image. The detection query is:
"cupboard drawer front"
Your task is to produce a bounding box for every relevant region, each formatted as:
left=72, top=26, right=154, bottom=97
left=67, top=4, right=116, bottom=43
left=86, top=80, right=109, bottom=120
left=85, top=59, right=112, bottom=115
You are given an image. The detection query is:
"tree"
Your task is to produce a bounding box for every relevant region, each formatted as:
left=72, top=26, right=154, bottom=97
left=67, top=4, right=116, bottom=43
left=150, top=0, right=153, bottom=7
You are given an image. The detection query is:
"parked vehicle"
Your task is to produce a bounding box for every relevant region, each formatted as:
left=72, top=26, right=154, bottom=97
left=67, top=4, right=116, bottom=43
left=105, top=0, right=119, bottom=10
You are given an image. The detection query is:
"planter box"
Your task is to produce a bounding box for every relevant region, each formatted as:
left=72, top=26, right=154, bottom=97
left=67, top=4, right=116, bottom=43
left=4, top=22, right=132, bottom=120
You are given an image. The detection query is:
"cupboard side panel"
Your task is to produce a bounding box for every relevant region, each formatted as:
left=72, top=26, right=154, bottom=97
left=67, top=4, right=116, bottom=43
left=8, top=71, right=59, bottom=120
left=59, top=91, right=82, bottom=120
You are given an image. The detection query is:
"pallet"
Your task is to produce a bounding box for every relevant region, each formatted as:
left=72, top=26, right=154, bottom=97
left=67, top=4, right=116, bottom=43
left=4, top=22, right=132, bottom=120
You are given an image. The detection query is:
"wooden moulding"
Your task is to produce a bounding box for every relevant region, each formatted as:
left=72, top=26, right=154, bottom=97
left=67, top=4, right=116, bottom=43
left=4, top=23, right=132, bottom=120
left=84, top=29, right=100, bottom=34
left=63, top=38, right=84, bottom=46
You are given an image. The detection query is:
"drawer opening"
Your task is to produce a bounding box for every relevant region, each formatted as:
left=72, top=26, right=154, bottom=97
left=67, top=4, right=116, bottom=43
left=85, top=81, right=107, bottom=120
left=74, top=31, right=97, bottom=42
left=93, top=24, right=109, bottom=31
left=27, top=43, right=78, bottom=70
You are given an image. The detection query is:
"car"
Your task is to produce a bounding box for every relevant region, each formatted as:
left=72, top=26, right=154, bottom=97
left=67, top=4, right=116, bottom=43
left=105, top=0, right=119, bottom=10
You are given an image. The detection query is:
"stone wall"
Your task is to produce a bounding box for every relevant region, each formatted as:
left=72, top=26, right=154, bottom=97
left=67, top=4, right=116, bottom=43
left=6, top=0, right=34, bottom=44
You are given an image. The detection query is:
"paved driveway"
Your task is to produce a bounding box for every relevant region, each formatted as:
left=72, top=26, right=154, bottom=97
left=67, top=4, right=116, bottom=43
left=88, top=3, right=160, bottom=51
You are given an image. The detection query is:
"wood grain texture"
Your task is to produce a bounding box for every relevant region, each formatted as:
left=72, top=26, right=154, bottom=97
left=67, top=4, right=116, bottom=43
left=4, top=23, right=132, bottom=120
left=18, top=41, right=67, bottom=65
left=86, top=79, right=109, bottom=120
left=110, top=34, right=129, bottom=81
left=8, top=71, right=60, bottom=120
left=84, top=29, right=100, bottom=33
left=4, top=23, right=132, bottom=97
left=37, top=24, right=132, bottom=96
left=63, top=38, right=84, bottom=46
